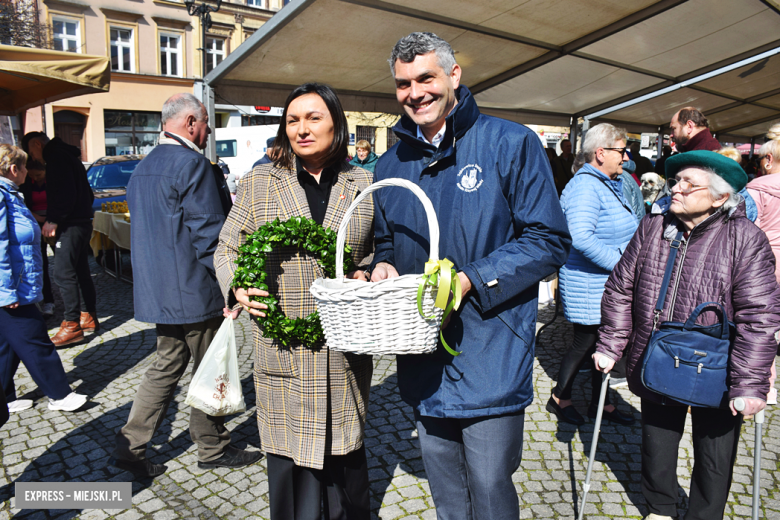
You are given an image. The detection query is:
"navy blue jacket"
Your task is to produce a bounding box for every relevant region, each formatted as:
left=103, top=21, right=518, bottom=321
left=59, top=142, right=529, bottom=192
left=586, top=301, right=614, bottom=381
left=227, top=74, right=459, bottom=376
left=373, top=86, right=571, bottom=418
left=127, top=143, right=229, bottom=324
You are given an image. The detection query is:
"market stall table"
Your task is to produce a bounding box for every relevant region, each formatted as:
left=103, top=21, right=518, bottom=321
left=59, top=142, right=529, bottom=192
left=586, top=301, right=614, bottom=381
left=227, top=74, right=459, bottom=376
left=91, top=210, right=132, bottom=282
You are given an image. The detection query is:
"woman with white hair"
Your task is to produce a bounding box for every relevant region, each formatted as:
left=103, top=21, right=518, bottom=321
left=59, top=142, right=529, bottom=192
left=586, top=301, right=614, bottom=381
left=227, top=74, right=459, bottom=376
left=595, top=151, right=780, bottom=519
left=547, top=123, right=638, bottom=426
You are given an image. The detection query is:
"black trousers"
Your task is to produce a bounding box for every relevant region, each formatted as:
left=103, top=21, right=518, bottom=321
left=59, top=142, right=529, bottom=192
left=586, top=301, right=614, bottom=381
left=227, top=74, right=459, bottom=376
left=41, top=237, right=54, bottom=304
left=0, top=305, right=71, bottom=401
left=553, top=323, right=609, bottom=407
left=641, top=399, right=743, bottom=520
left=267, top=447, right=370, bottom=520
left=53, top=224, right=96, bottom=321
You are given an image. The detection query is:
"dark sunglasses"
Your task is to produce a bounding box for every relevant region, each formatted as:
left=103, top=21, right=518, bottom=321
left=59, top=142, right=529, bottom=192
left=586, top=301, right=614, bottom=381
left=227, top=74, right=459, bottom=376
left=603, top=147, right=629, bottom=156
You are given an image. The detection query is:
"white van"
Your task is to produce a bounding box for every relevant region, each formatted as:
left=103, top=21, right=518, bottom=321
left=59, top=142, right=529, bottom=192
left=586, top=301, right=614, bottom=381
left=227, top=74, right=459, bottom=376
left=215, top=125, right=279, bottom=178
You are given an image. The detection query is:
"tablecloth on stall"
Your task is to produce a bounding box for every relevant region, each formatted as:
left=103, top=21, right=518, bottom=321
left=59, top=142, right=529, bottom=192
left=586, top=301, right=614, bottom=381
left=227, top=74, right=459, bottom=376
left=90, top=211, right=131, bottom=256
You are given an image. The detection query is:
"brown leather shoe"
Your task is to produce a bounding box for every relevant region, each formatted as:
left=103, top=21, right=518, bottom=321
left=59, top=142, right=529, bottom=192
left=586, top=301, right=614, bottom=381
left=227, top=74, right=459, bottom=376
left=51, top=321, right=84, bottom=347
left=79, top=312, right=99, bottom=332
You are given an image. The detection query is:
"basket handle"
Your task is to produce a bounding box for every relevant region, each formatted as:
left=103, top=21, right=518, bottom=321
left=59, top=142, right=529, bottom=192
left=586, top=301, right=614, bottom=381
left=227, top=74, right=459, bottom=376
left=336, top=178, right=440, bottom=280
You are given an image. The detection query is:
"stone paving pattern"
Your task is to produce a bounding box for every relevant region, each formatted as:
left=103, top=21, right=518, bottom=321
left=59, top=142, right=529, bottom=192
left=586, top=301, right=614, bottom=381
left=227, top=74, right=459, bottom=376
left=0, top=258, right=778, bottom=519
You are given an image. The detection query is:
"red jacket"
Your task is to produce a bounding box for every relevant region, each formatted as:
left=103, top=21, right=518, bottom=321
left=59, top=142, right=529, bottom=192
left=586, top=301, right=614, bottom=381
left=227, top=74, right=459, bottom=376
left=677, top=128, right=720, bottom=152
left=596, top=202, right=780, bottom=404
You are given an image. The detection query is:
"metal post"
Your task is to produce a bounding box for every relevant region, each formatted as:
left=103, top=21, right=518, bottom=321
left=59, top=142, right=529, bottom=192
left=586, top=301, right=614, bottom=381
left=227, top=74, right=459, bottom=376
left=204, top=83, right=216, bottom=162
left=580, top=117, right=590, bottom=149
left=750, top=137, right=756, bottom=159
left=185, top=0, right=222, bottom=79
left=570, top=117, right=579, bottom=154
left=656, top=126, right=663, bottom=162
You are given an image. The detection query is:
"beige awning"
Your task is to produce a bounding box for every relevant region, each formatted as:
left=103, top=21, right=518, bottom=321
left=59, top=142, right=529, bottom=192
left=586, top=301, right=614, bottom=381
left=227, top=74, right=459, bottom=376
left=0, top=44, right=111, bottom=116
left=205, top=0, right=780, bottom=137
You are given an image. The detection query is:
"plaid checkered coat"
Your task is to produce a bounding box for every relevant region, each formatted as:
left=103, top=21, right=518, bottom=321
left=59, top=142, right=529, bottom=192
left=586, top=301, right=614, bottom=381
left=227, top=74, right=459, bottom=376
left=215, top=161, right=374, bottom=469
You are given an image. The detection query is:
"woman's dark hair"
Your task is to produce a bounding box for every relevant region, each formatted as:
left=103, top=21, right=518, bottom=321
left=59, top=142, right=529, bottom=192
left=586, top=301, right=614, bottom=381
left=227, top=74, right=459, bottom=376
left=274, top=83, right=349, bottom=170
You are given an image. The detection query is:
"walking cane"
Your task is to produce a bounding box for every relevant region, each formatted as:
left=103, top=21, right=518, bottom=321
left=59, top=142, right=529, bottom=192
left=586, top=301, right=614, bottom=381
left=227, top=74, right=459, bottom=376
left=734, top=397, right=765, bottom=520
left=578, top=357, right=610, bottom=520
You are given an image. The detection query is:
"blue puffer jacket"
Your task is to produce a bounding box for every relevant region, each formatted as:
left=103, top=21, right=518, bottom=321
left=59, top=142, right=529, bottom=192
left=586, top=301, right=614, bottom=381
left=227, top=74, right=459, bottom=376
left=559, top=164, right=639, bottom=325
left=0, top=177, right=43, bottom=307
left=373, top=86, right=571, bottom=418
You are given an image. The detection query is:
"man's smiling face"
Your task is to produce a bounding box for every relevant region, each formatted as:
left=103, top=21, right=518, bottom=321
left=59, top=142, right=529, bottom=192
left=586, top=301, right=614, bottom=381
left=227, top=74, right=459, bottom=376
left=393, top=52, right=461, bottom=141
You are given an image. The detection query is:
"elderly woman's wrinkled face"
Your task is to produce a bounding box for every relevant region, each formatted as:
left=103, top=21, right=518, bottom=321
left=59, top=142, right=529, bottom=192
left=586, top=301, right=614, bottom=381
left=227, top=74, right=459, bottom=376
left=669, top=167, right=723, bottom=220
left=356, top=148, right=369, bottom=160
left=286, top=93, right=335, bottom=168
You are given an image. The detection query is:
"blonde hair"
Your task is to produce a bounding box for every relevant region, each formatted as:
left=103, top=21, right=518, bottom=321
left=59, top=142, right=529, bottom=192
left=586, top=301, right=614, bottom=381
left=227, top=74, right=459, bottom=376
left=355, top=140, right=371, bottom=152
left=716, top=146, right=741, bottom=164
left=0, top=144, right=28, bottom=178
left=759, top=124, right=780, bottom=159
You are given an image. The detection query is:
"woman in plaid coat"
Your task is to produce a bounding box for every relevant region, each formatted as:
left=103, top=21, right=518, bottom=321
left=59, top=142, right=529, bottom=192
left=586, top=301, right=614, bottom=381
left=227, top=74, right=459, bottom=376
left=215, top=83, right=374, bottom=519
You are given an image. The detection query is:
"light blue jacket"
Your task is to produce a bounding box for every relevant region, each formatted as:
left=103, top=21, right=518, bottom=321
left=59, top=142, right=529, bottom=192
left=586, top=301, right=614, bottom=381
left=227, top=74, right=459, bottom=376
left=0, top=177, right=43, bottom=307
left=559, top=164, right=639, bottom=324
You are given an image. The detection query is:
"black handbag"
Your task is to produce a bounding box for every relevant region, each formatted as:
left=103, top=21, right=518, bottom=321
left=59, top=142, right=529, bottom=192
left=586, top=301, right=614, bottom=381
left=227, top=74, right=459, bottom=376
left=640, top=231, right=734, bottom=408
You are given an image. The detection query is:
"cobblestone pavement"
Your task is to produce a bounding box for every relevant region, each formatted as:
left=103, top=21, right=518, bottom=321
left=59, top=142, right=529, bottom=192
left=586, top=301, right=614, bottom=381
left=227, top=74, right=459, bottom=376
left=1, top=258, right=778, bottom=519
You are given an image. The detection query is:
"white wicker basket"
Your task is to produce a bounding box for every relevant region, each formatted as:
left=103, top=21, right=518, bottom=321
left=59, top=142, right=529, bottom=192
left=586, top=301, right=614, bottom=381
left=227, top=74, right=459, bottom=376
left=310, top=178, right=444, bottom=356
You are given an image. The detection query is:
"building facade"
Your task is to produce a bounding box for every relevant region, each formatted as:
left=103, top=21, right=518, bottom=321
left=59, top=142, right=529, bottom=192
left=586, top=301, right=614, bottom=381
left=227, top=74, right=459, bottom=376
left=22, top=0, right=284, bottom=162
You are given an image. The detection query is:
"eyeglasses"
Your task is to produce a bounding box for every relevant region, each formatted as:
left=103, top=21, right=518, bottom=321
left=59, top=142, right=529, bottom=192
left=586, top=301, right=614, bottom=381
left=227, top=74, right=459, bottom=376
left=602, top=147, right=629, bottom=156
left=668, top=178, right=709, bottom=195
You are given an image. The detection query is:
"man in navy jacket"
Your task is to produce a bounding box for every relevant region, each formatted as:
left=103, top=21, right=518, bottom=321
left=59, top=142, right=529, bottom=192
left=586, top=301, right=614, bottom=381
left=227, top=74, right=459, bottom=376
left=371, top=33, right=571, bottom=519
left=110, top=93, right=261, bottom=478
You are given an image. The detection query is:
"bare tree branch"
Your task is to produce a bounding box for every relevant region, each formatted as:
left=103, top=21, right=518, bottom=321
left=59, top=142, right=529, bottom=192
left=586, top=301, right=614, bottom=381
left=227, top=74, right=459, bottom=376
left=0, top=0, right=53, bottom=49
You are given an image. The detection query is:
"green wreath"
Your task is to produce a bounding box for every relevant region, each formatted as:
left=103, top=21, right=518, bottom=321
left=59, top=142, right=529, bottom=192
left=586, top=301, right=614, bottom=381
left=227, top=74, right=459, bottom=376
left=231, top=216, right=356, bottom=347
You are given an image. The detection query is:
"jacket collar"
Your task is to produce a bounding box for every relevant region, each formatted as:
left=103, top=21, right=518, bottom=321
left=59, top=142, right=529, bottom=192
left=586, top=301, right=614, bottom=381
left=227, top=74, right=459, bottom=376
left=662, top=198, right=746, bottom=240
left=159, top=131, right=200, bottom=152
left=267, top=160, right=357, bottom=231
left=677, top=128, right=719, bottom=153
left=391, top=85, right=480, bottom=162
left=0, top=176, right=19, bottom=192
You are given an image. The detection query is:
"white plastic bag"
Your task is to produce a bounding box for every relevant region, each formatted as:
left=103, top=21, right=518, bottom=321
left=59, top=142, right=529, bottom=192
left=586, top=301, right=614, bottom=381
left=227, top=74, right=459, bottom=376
left=185, top=317, right=246, bottom=416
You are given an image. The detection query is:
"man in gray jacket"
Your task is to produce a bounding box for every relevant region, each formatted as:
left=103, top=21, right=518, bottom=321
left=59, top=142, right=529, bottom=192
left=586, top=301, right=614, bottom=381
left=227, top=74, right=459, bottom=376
left=109, top=93, right=261, bottom=478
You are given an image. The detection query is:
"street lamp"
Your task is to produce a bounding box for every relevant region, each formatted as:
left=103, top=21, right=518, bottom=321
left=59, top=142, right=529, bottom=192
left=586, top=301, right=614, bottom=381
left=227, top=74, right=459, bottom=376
left=184, top=0, right=222, bottom=78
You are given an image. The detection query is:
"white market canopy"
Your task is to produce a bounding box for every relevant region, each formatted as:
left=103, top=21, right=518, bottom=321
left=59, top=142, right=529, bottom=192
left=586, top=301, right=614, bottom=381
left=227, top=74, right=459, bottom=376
left=205, top=0, right=780, bottom=142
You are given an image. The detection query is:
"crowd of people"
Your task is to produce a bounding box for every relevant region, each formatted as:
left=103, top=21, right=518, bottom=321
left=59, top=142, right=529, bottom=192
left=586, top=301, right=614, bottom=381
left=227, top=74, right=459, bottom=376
left=2, top=30, right=780, bottom=520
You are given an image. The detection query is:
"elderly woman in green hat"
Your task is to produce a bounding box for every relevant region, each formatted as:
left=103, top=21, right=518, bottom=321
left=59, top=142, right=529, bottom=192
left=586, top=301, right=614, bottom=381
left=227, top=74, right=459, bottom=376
left=592, top=150, right=780, bottom=520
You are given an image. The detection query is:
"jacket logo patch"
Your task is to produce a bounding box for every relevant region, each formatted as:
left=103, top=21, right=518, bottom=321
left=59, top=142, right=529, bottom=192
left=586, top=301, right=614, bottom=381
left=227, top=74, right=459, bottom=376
left=457, top=164, right=483, bottom=193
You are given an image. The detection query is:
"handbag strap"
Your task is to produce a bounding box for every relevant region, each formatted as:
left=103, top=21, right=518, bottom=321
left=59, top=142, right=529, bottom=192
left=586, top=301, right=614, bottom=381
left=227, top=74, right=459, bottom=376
left=579, top=171, right=634, bottom=216
left=653, top=230, right=685, bottom=327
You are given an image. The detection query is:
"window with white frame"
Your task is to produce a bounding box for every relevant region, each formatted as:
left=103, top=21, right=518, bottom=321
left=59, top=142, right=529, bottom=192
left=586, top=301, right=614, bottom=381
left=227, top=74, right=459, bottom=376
left=52, top=17, right=80, bottom=53
left=110, top=27, right=134, bottom=72
left=246, top=0, right=266, bottom=7
left=159, top=33, right=182, bottom=77
left=205, top=37, right=225, bottom=74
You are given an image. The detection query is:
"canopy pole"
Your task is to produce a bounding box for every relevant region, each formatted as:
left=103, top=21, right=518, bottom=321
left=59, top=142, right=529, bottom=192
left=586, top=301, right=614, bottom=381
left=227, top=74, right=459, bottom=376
left=750, top=137, right=756, bottom=159
left=204, top=82, right=216, bottom=162
left=580, top=117, right=590, bottom=150
left=570, top=117, right=578, bottom=154
left=656, top=126, right=663, bottom=163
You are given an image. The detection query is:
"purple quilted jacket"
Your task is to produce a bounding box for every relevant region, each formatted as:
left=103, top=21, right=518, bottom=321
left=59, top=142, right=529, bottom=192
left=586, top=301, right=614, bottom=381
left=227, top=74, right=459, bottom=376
left=596, top=201, right=780, bottom=405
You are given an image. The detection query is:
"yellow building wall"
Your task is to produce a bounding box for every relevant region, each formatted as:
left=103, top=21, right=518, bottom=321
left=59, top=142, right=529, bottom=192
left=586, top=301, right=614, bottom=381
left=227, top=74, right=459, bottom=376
left=346, top=112, right=401, bottom=157
left=47, top=74, right=194, bottom=162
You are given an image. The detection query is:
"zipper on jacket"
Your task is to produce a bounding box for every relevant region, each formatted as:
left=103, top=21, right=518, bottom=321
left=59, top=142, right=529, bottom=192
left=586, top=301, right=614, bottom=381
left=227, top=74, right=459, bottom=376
left=666, top=237, right=689, bottom=322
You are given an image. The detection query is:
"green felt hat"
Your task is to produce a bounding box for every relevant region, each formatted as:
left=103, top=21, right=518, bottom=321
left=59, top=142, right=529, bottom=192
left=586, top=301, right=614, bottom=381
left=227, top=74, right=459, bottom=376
left=665, top=150, right=748, bottom=192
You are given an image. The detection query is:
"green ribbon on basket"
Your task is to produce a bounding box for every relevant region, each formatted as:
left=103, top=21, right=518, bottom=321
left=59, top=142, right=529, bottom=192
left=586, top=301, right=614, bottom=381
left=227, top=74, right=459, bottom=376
left=417, top=258, right=462, bottom=356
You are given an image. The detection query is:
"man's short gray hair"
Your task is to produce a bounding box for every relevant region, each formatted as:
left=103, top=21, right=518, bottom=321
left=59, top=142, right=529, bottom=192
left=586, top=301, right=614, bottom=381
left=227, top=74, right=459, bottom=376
left=388, top=32, right=457, bottom=76
left=578, top=123, right=628, bottom=165
left=162, top=93, right=205, bottom=125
